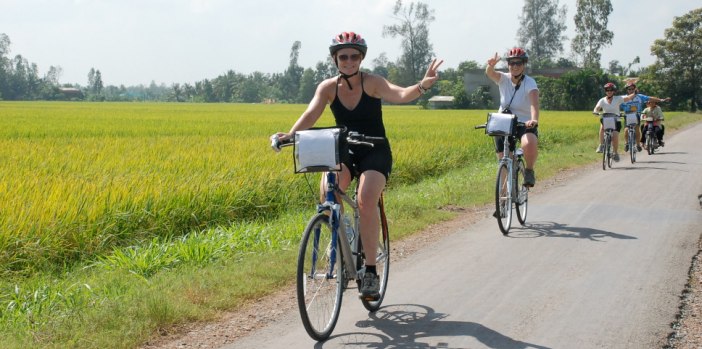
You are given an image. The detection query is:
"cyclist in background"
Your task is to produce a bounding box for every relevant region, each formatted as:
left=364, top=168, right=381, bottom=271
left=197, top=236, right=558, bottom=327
left=485, top=47, right=539, bottom=187
left=641, top=99, right=665, bottom=147
left=593, top=83, right=637, bottom=161
left=619, top=82, right=670, bottom=151
left=271, top=32, right=443, bottom=300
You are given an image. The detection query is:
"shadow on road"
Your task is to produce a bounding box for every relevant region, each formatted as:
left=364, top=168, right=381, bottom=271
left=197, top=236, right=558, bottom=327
left=507, top=221, right=637, bottom=241
left=318, top=304, right=551, bottom=349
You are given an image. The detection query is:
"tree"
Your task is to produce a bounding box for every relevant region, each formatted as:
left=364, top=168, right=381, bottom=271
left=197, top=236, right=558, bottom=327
left=650, top=8, right=702, bottom=111
left=571, top=0, right=613, bottom=69
left=278, top=41, right=303, bottom=102
left=382, top=0, right=436, bottom=86
left=517, top=0, right=568, bottom=68
left=297, top=68, right=316, bottom=103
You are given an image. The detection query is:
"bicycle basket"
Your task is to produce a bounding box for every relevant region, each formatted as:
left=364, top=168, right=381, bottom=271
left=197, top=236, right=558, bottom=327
left=625, top=113, right=638, bottom=126
left=602, top=113, right=617, bottom=130
left=485, top=113, right=517, bottom=136
left=293, top=127, right=347, bottom=173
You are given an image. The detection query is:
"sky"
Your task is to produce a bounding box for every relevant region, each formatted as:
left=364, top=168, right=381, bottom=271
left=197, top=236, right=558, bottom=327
left=1, top=0, right=699, bottom=87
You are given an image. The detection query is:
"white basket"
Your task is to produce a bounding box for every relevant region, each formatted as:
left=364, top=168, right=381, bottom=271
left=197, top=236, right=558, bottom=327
left=601, top=114, right=617, bottom=130
left=294, top=128, right=344, bottom=173
left=625, top=113, right=638, bottom=126
left=485, top=113, right=517, bottom=136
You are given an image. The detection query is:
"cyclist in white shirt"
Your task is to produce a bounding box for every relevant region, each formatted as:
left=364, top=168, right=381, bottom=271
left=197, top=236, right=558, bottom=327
left=593, top=83, right=636, bottom=161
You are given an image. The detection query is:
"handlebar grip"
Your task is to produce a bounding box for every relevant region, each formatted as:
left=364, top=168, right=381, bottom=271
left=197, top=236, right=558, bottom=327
left=270, top=135, right=281, bottom=152
left=475, top=124, right=486, bottom=129
left=270, top=135, right=293, bottom=152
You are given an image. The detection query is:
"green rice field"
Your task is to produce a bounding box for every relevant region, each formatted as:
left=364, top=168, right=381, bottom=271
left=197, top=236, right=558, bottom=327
left=0, top=101, right=698, bottom=348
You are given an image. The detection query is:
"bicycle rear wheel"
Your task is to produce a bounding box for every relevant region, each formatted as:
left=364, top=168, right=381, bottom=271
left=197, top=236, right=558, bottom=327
left=495, top=163, right=512, bottom=235
left=297, top=213, right=344, bottom=341
left=515, top=159, right=528, bottom=225
left=361, top=195, right=390, bottom=311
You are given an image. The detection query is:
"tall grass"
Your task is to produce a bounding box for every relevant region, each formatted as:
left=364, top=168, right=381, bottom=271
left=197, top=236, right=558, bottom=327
left=0, top=101, right=698, bottom=348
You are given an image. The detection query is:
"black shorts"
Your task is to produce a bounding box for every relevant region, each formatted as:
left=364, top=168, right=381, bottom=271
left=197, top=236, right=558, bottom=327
left=344, top=144, right=392, bottom=180
left=494, top=125, right=539, bottom=153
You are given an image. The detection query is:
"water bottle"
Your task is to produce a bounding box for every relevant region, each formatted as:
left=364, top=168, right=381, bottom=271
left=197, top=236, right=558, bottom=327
left=343, top=215, right=356, bottom=252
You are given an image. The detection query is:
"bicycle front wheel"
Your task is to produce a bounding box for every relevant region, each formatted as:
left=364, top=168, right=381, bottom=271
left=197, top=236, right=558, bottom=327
left=495, top=163, right=512, bottom=235
left=629, top=129, right=636, bottom=163
left=606, top=135, right=613, bottom=168
left=515, top=159, right=528, bottom=225
left=297, top=213, right=345, bottom=341
left=361, top=194, right=390, bottom=312
left=602, top=134, right=609, bottom=170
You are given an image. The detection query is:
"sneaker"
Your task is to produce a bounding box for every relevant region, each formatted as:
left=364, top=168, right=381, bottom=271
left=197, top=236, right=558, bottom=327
left=624, top=144, right=629, bottom=152
left=613, top=153, right=620, bottom=162
left=524, top=169, right=536, bottom=187
left=360, top=272, right=380, bottom=301
left=660, top=141, right=665, bottom=147
left=595, top=144, right=604, bottom=153
left=637, top=144, right=643, bottom=152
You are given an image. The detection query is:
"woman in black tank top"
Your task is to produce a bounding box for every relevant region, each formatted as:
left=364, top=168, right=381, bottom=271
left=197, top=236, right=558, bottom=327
left=271, top=31, right=443, bottom=300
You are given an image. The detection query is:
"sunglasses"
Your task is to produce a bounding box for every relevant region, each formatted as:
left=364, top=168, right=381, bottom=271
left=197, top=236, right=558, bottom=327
left=605, top=89, right=615, bottom=92
left=338, top=53, right=362, bottom=62
left=627, top=87, right=636, bottom=90
left=508, top=60, right=524, bottom=66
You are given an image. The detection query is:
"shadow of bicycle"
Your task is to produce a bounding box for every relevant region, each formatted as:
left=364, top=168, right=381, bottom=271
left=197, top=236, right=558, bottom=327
left=317, top=304, right=551, bottom=349
left=506, top=221, right=637, bottom=241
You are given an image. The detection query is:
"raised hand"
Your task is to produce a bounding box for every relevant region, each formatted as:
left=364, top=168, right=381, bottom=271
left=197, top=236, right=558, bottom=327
left=421, top=58, right=445, bottom=89
left=487, top=52, right=500, bottom=67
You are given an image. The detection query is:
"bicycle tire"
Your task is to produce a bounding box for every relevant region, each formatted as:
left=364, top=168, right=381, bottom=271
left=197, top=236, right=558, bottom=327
left=606, top=134, right=613, bottom=168
left=297, top=213, right=344, bottom=341
left=629, top=128, right=636, bottom=163
left=361, top=195, right=390, bottom=311
left=515, top=158, right=528, bottom=225
left=602, top=133, right=609, bottom=170
left=646, top=132, right=654, bottom=155
left=495, top=163, right=512, bottom=235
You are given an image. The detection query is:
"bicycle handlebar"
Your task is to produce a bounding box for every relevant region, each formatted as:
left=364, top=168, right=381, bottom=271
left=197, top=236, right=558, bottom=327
left=474, top=121, right=526, bottom=130
left=592, top=112, right=624, bottom=117
left=270, top=131, right=385, bottom=152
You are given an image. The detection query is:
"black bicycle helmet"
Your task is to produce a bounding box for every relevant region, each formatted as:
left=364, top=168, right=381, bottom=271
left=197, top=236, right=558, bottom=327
left=329, top=32, right=368, bottom=57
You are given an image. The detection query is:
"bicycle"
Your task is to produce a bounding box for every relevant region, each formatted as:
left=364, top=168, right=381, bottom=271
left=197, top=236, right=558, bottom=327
left=475, top=113, right=529, bottom=236
left=593, top=112, right=619, bottom=170
left=643, top=115, right=662, bottom=155
left=270, top=128, right=390, bottom=341
left=622, top=112, right=639, bottom=163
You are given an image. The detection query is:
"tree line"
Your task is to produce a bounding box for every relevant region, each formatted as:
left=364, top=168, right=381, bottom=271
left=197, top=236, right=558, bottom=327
left=0, top=1, right=700, bottom=111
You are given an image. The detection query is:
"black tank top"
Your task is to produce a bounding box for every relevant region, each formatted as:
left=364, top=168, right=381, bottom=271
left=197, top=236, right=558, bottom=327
left=330, top=73, right=386, bottom=139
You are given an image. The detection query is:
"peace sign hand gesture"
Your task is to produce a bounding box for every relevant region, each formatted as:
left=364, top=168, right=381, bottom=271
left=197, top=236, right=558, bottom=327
left=419, top=58, right=444, bottom=91
left=487, top=52, right=500, bottom=67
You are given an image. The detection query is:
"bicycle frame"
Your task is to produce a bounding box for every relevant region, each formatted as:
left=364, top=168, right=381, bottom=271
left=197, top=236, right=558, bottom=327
left=490, top=124, right=528, bottom=235
left=319, top=171, right=361, bottom=282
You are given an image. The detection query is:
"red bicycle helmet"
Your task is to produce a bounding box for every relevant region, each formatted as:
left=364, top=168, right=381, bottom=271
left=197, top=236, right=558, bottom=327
left=329, top=32, right=368, bottom=57
left=604, top=82, right=616, bottom=91
left=507, top=47, right=529, bottom=62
